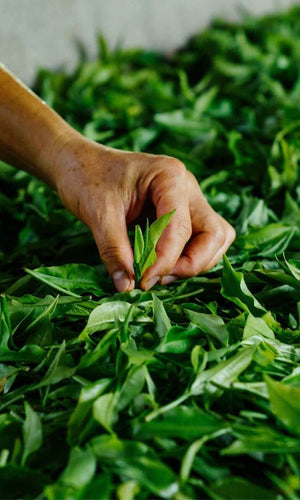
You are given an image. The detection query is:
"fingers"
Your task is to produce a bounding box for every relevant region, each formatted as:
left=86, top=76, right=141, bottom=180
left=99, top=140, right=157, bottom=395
left=203, top=221, right=236, bottom=270
left=164, top=214, right=235, bottom=281
left=90, top=197, right=135, bottom=292
left=140, top=159, right=192, bottom=291
left=162, top=174, right=236, bottom=282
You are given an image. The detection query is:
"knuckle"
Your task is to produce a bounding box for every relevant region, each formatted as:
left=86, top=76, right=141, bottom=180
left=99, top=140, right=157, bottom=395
left=189, top=262, right=200, bottom=277
left=177, top=218, right=192, bottom=241
left=171, top=159, right=186, bottom=177
left=99, top=244, right=121, bottom=263
left=156, top=156, right=186, bottom=177
left=227, top=223, right=236, bottom=244
left=154, top=254, right=175, bottom=277
left=186, top=170, right=199, bottom=188
left=214, top=223, right=227, bottom=246
left=178, top=255, right=200, bottom=278
left=201, top=263, right=213, bottom=274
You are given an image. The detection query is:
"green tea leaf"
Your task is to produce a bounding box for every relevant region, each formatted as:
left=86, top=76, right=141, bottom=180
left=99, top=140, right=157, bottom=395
left=133, top=210, right=175, bottom=283
left=68, top=379, right=111, bottom=444
left=60, top=447, right=96, bottom=489
left=140, top=210, right=176, bottom=275
left=266, top=376, right=300, bottom=437
left=185, top=309, right=228, bottom=345
left=152, top=294, right=171, bottom=340
left=243, top=313, right=275, bottom=340
left=25, top=264, right=106, bottom=297
left=285, top=257, right=300, bottom=281
left=89, top=435, right=147, bottom=462
left=93, top=392, right=118, bottom=433
left=223, top=426, right=300, bottom=455
left=133, top=225, right=144, bottom=265
left=134, top=406, right=225, bottom=440
left=157, top=325, right=201, bottom=353
left=22, top=401, right=43, bottom=466
left=85, top=301, right=132, bottom=335
left=37, top=341, right=76, bottom=388
left=117, top=365, right=146, bottom=411
left=118, top=456, right=178, bottom=498
left=191, top=346, right=256, bottom=395
left=210, top=477, right=276, bottom=500
left=221, top=255, right=266, bottom=316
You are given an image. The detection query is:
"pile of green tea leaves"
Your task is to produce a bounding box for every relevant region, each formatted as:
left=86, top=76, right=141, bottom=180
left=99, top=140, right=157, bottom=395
left=1, top=6, right=300, bottom=499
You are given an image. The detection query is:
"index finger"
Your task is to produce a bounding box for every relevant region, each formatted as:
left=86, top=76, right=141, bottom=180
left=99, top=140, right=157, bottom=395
left=163, top=176, right=236, bottom=281
left=140, top=159, right=192, bottom=290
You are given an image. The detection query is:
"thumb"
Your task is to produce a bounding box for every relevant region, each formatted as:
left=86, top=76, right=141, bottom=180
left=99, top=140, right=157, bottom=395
left=90, top=203, right=135, bottom=292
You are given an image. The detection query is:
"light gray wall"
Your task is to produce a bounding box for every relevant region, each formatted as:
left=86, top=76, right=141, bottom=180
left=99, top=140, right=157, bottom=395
left=0, top=0, right=298, bottom=84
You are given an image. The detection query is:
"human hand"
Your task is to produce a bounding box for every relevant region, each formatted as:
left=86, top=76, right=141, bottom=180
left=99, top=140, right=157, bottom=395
left=52, top=132, right=235, bottom=292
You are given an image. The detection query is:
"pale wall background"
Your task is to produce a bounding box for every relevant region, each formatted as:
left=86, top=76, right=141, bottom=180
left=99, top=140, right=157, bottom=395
left=0, top=0, right=299, bottom=84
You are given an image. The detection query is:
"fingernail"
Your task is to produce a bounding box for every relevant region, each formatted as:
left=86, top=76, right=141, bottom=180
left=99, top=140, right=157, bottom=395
left=144, top=276, right=160, bottom=291
left=161, top=275, right=178, bottom=285
left=112, top=271, right=133, bottom=292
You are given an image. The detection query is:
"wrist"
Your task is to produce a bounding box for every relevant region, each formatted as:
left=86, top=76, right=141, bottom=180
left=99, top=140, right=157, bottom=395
left=48, top=131, right=111, bottom=193
left=34, top=119, right=78, bottom=189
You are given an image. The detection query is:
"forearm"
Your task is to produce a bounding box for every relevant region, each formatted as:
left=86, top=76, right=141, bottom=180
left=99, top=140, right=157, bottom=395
left=0, top=64, right=75, bottom=187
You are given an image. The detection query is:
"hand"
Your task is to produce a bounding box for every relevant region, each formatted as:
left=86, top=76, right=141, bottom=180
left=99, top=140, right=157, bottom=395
left=52, top=132, right=236, bottom=292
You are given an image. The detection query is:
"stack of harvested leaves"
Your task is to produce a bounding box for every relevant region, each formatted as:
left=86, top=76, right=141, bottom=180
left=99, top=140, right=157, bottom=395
left=1, top=7, right=300, bottom=499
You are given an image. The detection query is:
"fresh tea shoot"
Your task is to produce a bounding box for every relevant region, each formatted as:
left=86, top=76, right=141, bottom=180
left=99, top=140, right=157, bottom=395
left=133, top=210, right=175, bottom=284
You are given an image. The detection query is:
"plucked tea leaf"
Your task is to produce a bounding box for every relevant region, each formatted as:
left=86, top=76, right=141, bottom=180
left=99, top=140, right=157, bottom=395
left=60, top=447, right=96, bottom=489
left=185, top=309, right=228, bottom=345
left=134, top=406, right=225, bottom=440
left=210, top=477, right=276, bottom=500
left=133, top=210, right=175, bottom=283
left=117, top=365, right=146, bottom=411
left=266, top=376, right=300, bottom=437
left=191, top=346, right=256, bottom=395
left=93, top=392, right=118, bottom=433
left=221, top=255, right=266, bottom=316
left=152, top=293, right=171, bottom=340
left=22, top=401, right=43, bottom=465
left=25, top=264, right=106, bottom=297
left=85, top=301, right=132, bottom=335
left=133, top=225, right=144, bottom=266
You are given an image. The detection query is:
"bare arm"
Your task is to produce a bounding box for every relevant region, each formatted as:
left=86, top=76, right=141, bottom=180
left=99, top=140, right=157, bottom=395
left=0, top=65, right=71, bottom=185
